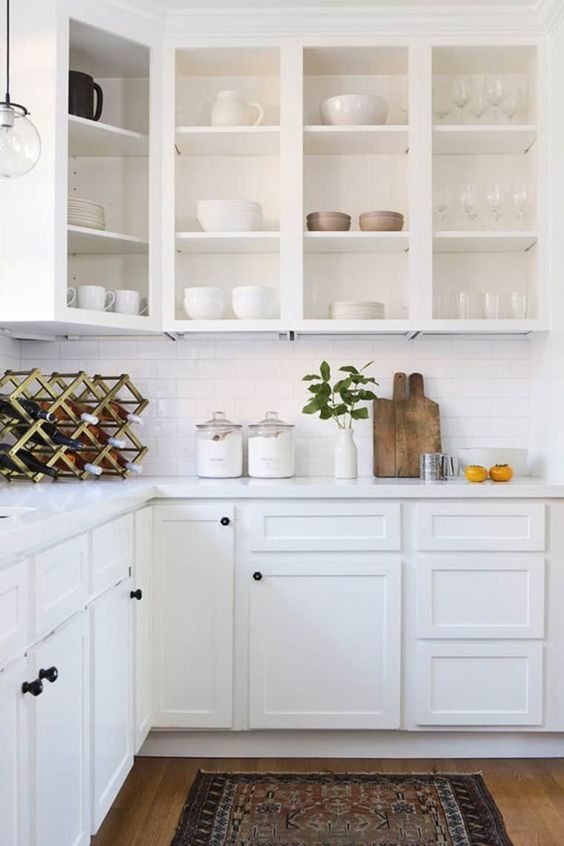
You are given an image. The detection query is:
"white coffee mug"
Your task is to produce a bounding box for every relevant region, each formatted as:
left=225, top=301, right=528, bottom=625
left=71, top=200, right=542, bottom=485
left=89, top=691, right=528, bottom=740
left=67, top=285, right=115, bottom=312
left=114, top=289, right=147, bottom=315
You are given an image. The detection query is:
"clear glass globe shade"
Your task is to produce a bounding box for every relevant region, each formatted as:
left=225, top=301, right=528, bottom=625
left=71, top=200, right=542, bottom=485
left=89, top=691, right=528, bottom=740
left=0, top=109, right=41, bottom=178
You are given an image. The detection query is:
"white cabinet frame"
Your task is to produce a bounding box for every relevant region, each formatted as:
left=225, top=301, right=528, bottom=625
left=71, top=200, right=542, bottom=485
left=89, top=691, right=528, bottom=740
left=416, top=502, right=546, bottom=551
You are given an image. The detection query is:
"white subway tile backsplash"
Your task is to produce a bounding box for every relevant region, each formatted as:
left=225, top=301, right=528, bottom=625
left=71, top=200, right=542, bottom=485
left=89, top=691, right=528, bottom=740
left=0, top=334, right=533, bottom=478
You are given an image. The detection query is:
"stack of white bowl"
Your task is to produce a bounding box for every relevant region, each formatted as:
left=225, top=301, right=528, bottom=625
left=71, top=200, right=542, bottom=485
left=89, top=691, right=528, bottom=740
left=68, top=197, right=106, bottom=231
left=196, top=200, right=263, bottom=232
left=232, top=286, right=274, bottom=319
left=329, top=301, right=385, bottom=320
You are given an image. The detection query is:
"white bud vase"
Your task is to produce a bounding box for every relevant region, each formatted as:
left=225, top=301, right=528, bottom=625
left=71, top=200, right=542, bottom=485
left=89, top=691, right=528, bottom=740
left=334, top=428, right=358, bottom=479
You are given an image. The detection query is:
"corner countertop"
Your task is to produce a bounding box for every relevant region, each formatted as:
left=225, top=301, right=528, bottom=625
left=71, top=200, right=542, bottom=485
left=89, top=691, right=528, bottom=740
left=0, top=475, right=562, bottom=564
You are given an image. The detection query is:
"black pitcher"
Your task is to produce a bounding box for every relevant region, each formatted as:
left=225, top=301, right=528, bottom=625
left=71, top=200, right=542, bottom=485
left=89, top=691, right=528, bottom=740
left=68, top=70, right=103, bottom=121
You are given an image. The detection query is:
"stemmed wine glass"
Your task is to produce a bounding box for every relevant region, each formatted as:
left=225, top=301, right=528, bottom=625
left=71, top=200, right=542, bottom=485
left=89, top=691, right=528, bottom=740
left=469, top=86, right=488, bottom=122
left=434, top=185, right=450, bottom=227
left=485, top=183, right=503, bottom=224
left=451, top=76, right=472, bottom=118
left=512, top=182, right=528, bottom=225
left=459, top=183, right=480, bottom=225
left=433, top=87, right=450, bottom=123
left=500, top=87, right=525, bottom=123
left=485, top=76, right=505, bottom=122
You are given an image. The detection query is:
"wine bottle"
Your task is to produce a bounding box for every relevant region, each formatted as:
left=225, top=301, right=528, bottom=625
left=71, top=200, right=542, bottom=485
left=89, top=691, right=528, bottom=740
left=0, top=445, right=22, bottom=473
left=101, top=449, right=143, bottom=475
left=0, top=397, right=55, bottom=423
left=40, top=422, right=85, bottom=450
left=41, top=401, right=99, bottom=426
left=55, top=452, right=102, bottom=477
left=87, top=425, right=126, bottom=450
left=15, top=449, right=58, bottom=478
left=101, top=401, right=142, bottom=426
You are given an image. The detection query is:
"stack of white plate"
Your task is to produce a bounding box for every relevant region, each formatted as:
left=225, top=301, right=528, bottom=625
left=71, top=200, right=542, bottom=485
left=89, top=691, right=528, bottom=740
left=68, top=198, right=106, bottom=231
left=329, top=301, right=385, bottom=320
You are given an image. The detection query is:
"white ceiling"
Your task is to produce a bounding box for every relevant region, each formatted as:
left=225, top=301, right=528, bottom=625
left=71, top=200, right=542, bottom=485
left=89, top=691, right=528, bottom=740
left=160, top=0, right=536, bottom=7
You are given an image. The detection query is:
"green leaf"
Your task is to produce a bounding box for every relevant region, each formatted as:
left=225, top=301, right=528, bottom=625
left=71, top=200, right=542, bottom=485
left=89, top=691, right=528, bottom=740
left=339, top=365, right=359, bottom=374
left=319, top=406, right=333, bottom=420
left=318, top=381, right=331, bottom=397
left=357, top=390, right=378, bottom=401
left=320, top=361, right=331, bottom=381
left=308, top=383, right=321, bottom=394
left=333, top=404, right=348, bottom=416
left=302, top=401, right=319, bottom=414
left=333, top=377, right=352, bottom=393
left=360, top=360, right=374, bottom=371
left=351, top=407, right=369, bottom=420
left=302, top=374, right=320, bottom=381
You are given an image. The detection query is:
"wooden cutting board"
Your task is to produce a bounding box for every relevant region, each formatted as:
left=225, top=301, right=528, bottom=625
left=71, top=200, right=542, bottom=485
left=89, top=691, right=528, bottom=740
left=373, top=372, right=407, bottom=477
left=395, top=373, right=441, bottom=477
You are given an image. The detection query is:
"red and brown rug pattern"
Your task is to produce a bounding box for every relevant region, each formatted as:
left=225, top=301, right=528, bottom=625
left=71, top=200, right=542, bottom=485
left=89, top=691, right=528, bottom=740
left=170, top=772, right=514, bottom=846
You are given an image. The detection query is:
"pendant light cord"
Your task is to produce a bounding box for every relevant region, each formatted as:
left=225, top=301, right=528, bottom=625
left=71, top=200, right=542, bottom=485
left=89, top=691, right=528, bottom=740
left=4, top=0, right=10, bottom=104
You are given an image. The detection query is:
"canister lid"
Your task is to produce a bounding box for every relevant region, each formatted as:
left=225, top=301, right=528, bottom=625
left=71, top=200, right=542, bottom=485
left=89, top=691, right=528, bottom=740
left=196, top=411, right=242, bottom=430
left=249, top=411, right=294, bottom=431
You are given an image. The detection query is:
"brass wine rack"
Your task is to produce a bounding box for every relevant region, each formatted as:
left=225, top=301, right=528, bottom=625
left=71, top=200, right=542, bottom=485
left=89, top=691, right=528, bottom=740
left=0, top=369, right=149, bottom=482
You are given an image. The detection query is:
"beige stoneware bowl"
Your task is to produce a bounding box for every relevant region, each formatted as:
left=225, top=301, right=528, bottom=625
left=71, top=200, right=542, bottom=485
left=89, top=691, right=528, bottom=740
left=359, top=210, right=404, bottom=232
left=307, top=211, right=351, bottom=232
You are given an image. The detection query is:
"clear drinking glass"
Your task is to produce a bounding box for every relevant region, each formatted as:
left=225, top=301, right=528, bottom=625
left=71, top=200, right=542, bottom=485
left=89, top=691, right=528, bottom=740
left=500, top=87, right=525, bottom=123
left=451, top=76, right=472, bottom=116
left=485, top=76, right=505, bottom=121
left=512, top=182, right=528, bottom=224
left=485, top=183, right=503, bottom=224
left=434, top=184, right=450, bottom=226
left=484, top=292, right=502, bottom=319
left=511, top=292, right=529, bottom=319
left=459, top=183, right=480, bottom=224
left=457, top=291, right=481, bottom=319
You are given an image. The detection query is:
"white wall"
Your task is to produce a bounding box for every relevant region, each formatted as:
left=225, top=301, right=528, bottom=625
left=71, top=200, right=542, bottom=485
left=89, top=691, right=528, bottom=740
left=12, top=334, right=532, bottom=477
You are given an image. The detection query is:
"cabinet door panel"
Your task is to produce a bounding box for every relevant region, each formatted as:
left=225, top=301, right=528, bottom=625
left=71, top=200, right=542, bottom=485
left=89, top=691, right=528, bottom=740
left=415, top=642, right=543, bottom=726
left=0, top=560, right=29, bottom=668
left=416, top=555, right=545, bottom=638
left=28, top=613, right=90, bottom=846
left=91, top=514, right=133, bottom=598
left=417, top=503, right=545, bottom=551
left=90, top=580, right=133, bottom=833
left=33, top=535, right=88, bottom=640
left=249, top=559, right=401, bottom=729
left=133, top=506, right=152, bottom=752
left=0, top=657, right=28, bottom=846
left=246, top=502, right=401, bottom=552
left=153, top=504, right=234, bottom=728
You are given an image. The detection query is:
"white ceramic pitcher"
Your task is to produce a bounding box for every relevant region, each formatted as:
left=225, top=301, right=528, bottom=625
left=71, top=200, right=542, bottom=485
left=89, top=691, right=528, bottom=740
left=210, top=90, right=264, bottom=127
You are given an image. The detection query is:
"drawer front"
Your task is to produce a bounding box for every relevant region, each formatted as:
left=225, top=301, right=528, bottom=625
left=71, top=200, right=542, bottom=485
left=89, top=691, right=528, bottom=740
left=91, top=514, right=134, bottom=597
left=0, top=560, right=29, bottom=668
left=416, top=555, right=545, bottom=639
left=417, top=503, right=545, bottom=551
left=246, top=502, right=401, bottom=552
left=415, top=641, right=543, bottom=726
left=33, top=535, right=89, bottom=639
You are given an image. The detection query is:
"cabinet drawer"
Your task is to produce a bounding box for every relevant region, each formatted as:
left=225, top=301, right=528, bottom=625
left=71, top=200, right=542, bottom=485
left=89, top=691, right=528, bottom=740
left=415, top=641, right=543, bottom=726
left=33, top=535, right=89, bottom=639
left=0, top=560, right=29, bottom=668
left=91, top=514, right=133, bottom=597
left=246, top=501, right=401, bottom=552
left=416, top=555, right=545, bottom=639
left=417, top=503, right=545, bottom=551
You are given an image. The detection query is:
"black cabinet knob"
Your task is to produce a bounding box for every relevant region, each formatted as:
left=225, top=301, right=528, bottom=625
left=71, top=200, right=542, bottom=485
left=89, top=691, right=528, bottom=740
left=130, top=589, right=143, bottom=601
left=252, top=571, right=263, bottom=581
left=220, top=517, right=230, bottom=526
left=22, top=678, right=43, bottom=696
left=39, top=666, right=58, bottom=684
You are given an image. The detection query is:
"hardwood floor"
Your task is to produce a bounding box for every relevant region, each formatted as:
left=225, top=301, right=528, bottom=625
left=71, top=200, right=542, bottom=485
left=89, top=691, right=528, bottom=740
left=92, top=757, right=564, bottom=846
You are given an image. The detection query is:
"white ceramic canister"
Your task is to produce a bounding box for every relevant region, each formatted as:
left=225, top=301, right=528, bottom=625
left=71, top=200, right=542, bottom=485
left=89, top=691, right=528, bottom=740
left=196, top=411, right=243, bottom=478
left=248, top=411, right=295, bottom=478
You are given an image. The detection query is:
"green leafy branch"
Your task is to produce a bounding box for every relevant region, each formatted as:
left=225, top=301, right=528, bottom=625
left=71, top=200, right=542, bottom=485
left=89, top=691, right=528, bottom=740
left=302, top=361, right=378, bottom=429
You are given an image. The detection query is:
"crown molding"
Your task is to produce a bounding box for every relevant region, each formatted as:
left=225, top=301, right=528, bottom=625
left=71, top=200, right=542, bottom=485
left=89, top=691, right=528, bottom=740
left=163, top=5, right=546, bottom=39
left=537, top=0, right=564, bottom=30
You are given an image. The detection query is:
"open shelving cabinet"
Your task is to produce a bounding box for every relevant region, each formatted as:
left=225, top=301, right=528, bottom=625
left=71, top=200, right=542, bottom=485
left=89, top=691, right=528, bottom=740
left=165, top=40, right=547, bottom=335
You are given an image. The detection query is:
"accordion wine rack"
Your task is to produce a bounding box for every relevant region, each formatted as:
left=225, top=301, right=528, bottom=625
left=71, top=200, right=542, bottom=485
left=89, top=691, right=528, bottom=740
left=0, top=369, right=149, bottom=482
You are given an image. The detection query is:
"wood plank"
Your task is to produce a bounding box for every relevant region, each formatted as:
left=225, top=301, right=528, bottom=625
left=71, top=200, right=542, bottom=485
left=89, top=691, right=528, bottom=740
left=91, top=757, right=564, bottom=846
left=395, top=372, right=441, bottom=478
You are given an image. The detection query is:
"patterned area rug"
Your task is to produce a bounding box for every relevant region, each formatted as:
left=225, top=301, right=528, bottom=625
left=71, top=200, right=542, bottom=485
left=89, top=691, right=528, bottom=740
left=170, top=772, right=514, bottom=846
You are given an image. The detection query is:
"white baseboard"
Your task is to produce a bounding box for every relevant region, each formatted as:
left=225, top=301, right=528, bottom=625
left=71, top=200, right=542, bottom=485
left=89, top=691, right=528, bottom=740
left=140, top=730, right=564, bottom=759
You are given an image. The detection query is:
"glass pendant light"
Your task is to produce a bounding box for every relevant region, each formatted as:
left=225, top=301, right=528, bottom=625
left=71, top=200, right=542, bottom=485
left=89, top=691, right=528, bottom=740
left=0, top=0, right=40, bottom=178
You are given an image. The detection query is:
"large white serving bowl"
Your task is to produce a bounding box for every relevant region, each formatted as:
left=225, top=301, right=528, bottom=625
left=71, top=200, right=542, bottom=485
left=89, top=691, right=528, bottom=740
left=183, top=286, right=227, bottom=320
left=232, top=285, right=275, bottom=319
left=320, top=94, right=388, bottom=126
left=196, top=200, right=263, bottom=232
left=457, top=447, right=529, bottom=476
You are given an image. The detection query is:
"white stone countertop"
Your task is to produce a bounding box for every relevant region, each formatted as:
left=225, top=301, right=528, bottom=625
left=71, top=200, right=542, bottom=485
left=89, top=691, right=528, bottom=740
left=0, top=475, right=562, bottom=564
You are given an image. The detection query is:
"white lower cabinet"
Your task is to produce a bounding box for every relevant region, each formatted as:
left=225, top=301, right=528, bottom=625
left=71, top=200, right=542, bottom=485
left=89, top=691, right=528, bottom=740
left=133, top=507, right=152, bottom=752
left=248, top=559, right=402, bottom=729
left=152, top=504, right=234, bottom=728
left=89, top=579, right=134, bottom=834
left=27, top=612, right=91, bottom=846
left=0, top=657, right=29, bottom=846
